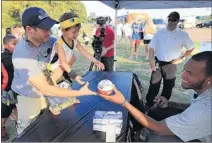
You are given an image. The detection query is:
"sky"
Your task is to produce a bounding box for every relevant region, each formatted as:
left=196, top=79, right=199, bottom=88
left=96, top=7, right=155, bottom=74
left=82, top=1, right=211, bottom=19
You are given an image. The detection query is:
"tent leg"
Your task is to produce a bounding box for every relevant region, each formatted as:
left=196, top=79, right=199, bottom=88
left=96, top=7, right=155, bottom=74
left=114, top=9, right=118, bottom=71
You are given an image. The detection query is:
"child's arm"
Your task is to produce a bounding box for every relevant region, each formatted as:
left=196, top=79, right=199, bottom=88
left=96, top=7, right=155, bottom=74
left=55, top=43, right=85, bottom=84
left=76, top=40, right=104, bottom=70
left=68, top=54, right=76, bottom=67
left=55, top=43, right=72, bottom=73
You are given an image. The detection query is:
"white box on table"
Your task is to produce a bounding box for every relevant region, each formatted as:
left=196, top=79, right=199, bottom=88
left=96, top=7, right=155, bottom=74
left=93, top=111, right=123, bottom=135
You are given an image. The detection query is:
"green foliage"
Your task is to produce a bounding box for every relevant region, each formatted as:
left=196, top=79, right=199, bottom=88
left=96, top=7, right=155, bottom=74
left=2, top=1, right=87, bottom=28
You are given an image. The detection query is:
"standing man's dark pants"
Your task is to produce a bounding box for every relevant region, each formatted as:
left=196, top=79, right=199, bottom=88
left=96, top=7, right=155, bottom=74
left=101, top=56, right=114, bottom=71
left=146, top=63, right=177, bottom=107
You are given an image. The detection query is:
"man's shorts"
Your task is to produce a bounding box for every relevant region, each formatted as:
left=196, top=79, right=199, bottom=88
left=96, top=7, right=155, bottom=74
left=16, top=96, right=47, bottom=135
left=143, top=39, right=151, bottom=44
left=1, top=103, right=16, bottom=118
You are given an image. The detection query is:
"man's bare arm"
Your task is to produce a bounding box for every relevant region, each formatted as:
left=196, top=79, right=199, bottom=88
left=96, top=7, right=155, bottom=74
left=182, top=48, right=194, bottom=58
left=28, top=73, right=95, bottom=97
left=148, top=47, right=155, bottom=61
left=124, top=102, right=174, bottom=135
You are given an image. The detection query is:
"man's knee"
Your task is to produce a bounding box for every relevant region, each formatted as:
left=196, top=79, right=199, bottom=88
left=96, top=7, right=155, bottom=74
left=147, top=106, right=181, bottom=121
left=164, top=64, right=177, bottom=79
left=151, top=70, right=162, bottom=84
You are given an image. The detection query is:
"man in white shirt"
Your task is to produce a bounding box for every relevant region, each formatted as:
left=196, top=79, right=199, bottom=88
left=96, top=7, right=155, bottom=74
left=146, top=12, right=194, bottom=108
left=99, top=51, right=212, bottom=142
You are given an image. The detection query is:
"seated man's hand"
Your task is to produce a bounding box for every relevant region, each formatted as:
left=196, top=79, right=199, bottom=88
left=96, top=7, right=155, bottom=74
left=99, top=86, right=126, bottom=105
left=94, top=60, right=105, bottom=70
left=153, top=96, right=168, bottom=108
left=75, top=75, right=85, bottom=85
left=79, top=82, right=97, bottom=96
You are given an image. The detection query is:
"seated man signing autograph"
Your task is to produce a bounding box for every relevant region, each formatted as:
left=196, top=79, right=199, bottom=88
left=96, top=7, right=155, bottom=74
left=99, top=51, right=212, bottom=142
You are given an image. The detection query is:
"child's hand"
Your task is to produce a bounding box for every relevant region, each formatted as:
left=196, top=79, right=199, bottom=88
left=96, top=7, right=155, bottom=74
left=94, top=61, right=105, bottom=70
left=75, top=76, right=85, bottom=85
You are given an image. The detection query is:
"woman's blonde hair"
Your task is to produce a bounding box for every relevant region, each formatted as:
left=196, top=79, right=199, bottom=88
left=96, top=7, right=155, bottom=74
left=145, top=18, right=156, bottom=34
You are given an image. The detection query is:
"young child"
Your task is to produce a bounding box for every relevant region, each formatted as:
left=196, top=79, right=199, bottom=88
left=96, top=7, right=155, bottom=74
left=1, top=35, right=18, bottom=140
left=47, top=12, right=105, bottom=115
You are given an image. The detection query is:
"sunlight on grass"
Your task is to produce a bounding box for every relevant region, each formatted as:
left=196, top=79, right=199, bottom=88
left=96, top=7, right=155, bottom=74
left=116, top=56, right=139, bottom=64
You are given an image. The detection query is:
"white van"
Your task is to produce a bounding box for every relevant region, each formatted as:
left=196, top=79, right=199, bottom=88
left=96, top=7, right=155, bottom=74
left=183, top=16, right=196, bottom=29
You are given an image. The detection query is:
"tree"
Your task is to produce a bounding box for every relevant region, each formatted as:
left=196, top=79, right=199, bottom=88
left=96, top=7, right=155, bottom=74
left=88, top=12, right=97, bottom=23
left=2, top=1, right=88, bottom=28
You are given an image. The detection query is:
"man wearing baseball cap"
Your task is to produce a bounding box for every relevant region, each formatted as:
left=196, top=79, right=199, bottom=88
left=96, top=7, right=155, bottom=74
left=12, top=7, right=97, bottom=135
left=145, top=11, right=194, bottom=109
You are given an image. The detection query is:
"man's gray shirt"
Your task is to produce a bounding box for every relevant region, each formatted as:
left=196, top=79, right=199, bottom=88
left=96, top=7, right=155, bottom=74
left=166, top=88, right=212, bottom=142
left=12, top=36, right=56, bottom=98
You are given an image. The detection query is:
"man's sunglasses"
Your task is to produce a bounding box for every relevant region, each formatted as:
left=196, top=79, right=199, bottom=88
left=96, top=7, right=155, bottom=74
left=168, top=18, right=179, bottom=22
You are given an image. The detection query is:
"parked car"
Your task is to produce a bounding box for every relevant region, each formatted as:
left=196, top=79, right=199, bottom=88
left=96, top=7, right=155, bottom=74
left=196, top=21, right=212, bottom=28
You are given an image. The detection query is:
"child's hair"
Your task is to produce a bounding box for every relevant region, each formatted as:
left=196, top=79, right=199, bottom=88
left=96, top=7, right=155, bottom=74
left=3, top=34, right=16, bottom=45
left=59, top=12, right=81, bottom=31
left=13, top=24, right=22, bottom=29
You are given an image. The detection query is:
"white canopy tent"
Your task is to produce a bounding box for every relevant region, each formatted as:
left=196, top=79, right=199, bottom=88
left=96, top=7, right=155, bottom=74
left=99, top=0, right=211, bottom=71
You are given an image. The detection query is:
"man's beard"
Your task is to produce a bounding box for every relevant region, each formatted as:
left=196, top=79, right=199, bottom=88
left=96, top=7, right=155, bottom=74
left=34, top=36, right=48, bottom=43
left=182, top=79, right=205, bottom=90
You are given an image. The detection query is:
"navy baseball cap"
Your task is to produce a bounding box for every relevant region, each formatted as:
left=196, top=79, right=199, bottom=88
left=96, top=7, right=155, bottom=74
left=22, top=7, right=58, bottom=30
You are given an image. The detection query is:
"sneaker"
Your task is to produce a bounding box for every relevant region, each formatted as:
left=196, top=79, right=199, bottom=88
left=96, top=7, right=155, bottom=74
left=1, top=127, right=9, bottom=141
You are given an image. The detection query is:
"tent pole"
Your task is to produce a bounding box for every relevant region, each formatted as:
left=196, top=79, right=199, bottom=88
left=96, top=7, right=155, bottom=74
left=114, top=8, right=118, bottom=71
